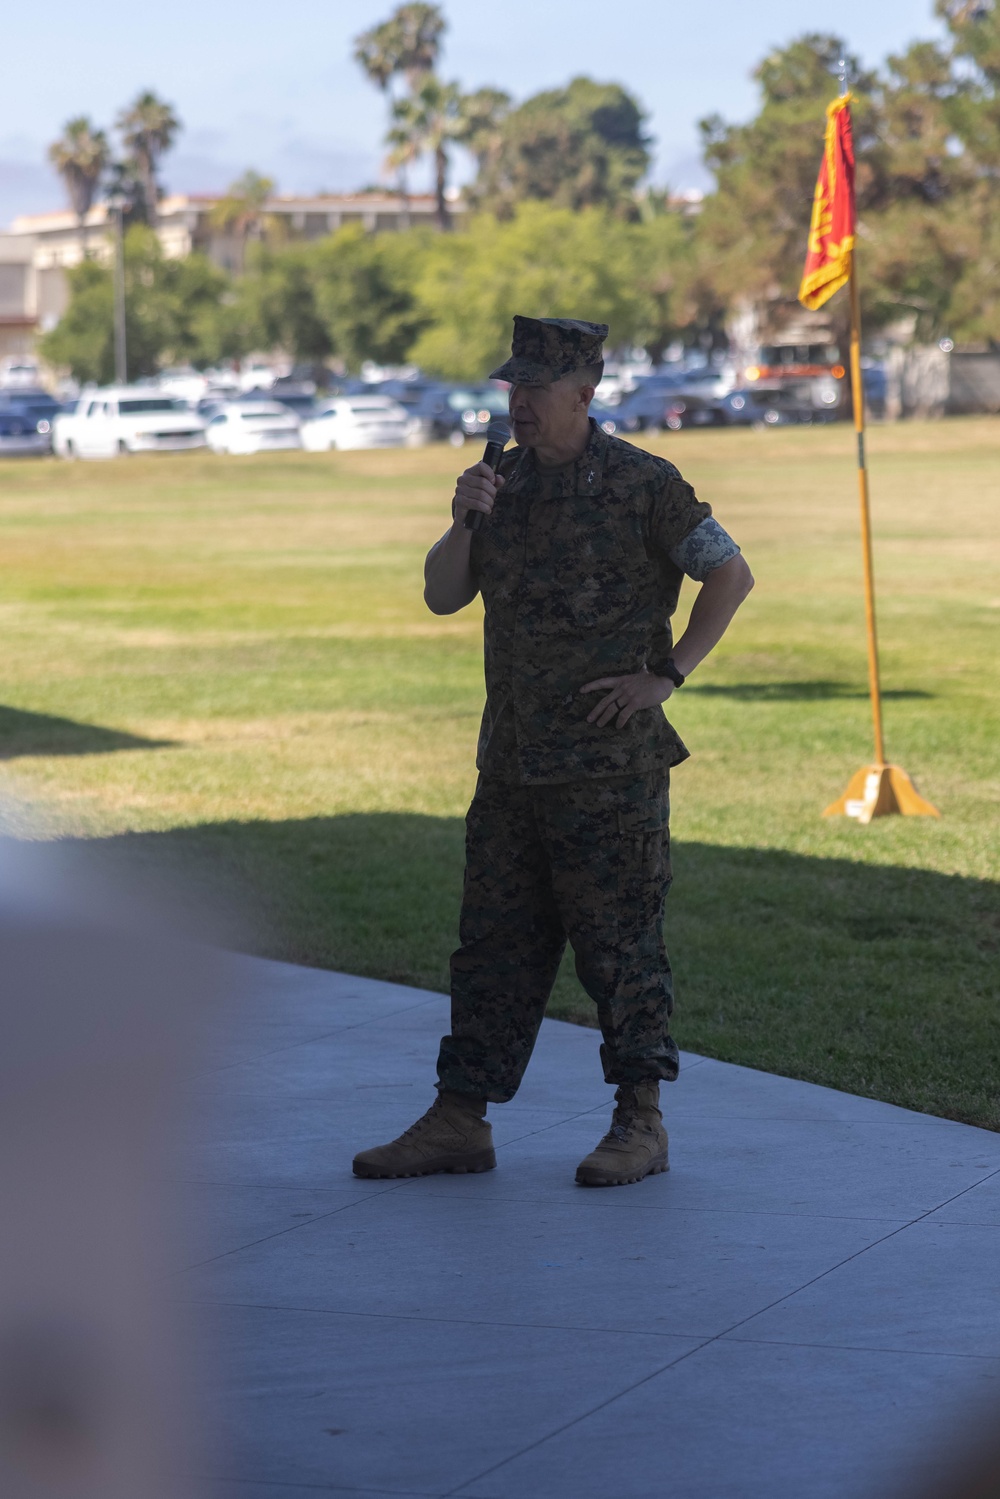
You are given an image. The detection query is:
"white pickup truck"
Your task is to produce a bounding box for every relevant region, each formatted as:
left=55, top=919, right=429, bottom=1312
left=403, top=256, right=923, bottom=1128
left=53, top=387, right=207, bottom=458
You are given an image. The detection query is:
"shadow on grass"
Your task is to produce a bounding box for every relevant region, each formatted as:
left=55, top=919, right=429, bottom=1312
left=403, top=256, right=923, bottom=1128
left=75, top=812, right=999, bottom=1131
left=685, top=681, right=932, bottom=701
left=0, top=705, right=173, bottom=759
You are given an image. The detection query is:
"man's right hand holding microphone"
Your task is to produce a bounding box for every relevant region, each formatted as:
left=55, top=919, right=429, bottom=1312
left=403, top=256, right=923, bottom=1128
left=452, top=461, right=505, bottom=529
left=425, top=420, right=510, bottom=614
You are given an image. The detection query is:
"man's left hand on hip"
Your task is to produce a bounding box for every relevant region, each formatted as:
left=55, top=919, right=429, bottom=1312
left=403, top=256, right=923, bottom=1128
left=580, top=669, right=675, bottom=729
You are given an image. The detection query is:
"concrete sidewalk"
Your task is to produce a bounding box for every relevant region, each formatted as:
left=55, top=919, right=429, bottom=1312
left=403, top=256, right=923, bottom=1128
left=185, top=957, right=1000, bottom=1499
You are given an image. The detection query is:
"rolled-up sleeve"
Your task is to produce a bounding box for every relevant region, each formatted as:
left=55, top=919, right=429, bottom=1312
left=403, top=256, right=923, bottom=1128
left=668, top=516, right=741, bottom=580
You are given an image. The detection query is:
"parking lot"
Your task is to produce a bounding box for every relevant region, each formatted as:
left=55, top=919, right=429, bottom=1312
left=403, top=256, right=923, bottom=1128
left=0, top=353, right=858, bottom=462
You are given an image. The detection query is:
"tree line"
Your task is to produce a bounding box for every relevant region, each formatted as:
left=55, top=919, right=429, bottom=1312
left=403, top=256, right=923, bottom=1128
left=352, top=2, right=651, bottom=225
left=41, top=2, right=1000, bottom=384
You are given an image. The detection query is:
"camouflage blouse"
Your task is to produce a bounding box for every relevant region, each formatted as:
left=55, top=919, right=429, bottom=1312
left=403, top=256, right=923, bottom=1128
left=468, top=420, right=720, bottom=784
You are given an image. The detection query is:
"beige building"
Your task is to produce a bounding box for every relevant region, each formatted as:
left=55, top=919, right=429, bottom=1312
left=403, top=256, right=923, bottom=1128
left=0, top=190, right=464, bottom=357
left=0, top=234, right=41, bottom=358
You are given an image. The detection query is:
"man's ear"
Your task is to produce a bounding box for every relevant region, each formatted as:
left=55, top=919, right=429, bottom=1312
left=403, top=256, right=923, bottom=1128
left=578, top=383, right=596, bottom=410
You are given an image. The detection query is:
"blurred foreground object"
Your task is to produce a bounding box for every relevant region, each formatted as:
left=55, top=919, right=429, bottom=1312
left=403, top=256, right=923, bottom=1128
left=890, top=1401, right=1000, bottom=1499
left=0, top=837, right=227, bottom=1499
left=798, top=90, right=938, bottom=823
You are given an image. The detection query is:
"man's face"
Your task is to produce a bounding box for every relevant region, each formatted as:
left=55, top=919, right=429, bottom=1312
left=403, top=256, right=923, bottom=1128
left=508, top=372, right=593, bottom=450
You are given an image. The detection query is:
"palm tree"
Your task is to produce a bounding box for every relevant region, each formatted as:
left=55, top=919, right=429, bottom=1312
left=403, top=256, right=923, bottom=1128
left=353, top=21, right=397, bottom=94
left=115, top=91, right=181, bottom=226
left=390, top=2, right=447, bottom=87
left=354, top=3, right=446, bottom=213
left=457, top=88, right=512, bottom=206
left=386, top=76, right=464, bottom=229
left=48, top=117, right=109, bottom=257
left=353, top=3, right=446, bottom=94
left=209, top=171, right=277, bottom=273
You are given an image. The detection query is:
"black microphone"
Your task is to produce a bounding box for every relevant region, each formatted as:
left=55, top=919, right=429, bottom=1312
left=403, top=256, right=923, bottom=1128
left=464, top=419, right=510, bottom=531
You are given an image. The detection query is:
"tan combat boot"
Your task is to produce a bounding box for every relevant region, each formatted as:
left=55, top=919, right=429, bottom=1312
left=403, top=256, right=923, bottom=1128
left=352, top=1091, right=496, bottom=1179
left=575, top=1080, right=669, bottom=1187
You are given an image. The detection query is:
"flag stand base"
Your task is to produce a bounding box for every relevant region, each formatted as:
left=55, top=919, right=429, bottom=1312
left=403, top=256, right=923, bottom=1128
left=823, top=764, right=940, bottom=823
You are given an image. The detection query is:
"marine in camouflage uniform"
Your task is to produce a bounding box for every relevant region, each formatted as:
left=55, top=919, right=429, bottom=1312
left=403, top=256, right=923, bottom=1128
left=354, top=316, right=751, bottom=1186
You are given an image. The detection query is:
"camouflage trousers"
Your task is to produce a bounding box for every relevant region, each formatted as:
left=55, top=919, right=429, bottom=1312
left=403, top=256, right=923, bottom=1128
left=436, top=771, right=679, bottom=1104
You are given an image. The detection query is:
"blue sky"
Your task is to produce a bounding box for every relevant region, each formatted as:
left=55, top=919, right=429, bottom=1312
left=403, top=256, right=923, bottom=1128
left=1, top=0, right=946, bottom=228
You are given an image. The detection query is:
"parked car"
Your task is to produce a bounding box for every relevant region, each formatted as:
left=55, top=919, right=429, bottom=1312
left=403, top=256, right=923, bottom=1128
left=721, top=385, right=839, bottom=428
left=300, top=395, right=410, bottom=452
left=53, top=389, right=207, bottom=457
left=205, top=402, right=302, bottom=455
left=628, top=371, right=688, bottom=395
left=670, top=366, right=738, bottom=400
left=267, top=378, right=319, bottom=421
left=0, top=389, right=65, bottom=453
left=613, top=386, right=672, bottom=432
left=326, top=378, right=379, bottom=398
left=590, top=399, right=622, bottom=436
left=373, top=381, right=464, bottom=445
left=195, top=395, right=230, bottom=423
left=258, top=391, right=317, bottom=421
left=445, top=385, right=511, bottom=441
left=862, top=361, right=887, bottom=418
left=663, top=393, right=727, bottom=430
left=0, top=405, right=52, bottom=456
left=0, top=386, right=62, bottom=417
left=156, top=367, right=213, bottom=404
left=238, top=360, right=281, bottom=392
left=594, top=373, right=630, bottom=405
left=0, top=356, right=43, bottom=391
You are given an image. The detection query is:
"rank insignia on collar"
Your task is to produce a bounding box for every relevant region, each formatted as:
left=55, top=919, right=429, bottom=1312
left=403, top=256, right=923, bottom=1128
left=586, top=469, right=594, bottom=485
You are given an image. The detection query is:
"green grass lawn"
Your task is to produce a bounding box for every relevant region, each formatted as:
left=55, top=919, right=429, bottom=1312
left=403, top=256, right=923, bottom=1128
left=0, top=421, right=997, bottom=1126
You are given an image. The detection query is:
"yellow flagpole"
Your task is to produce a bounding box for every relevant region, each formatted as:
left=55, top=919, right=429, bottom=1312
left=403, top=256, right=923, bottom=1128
left=848, top=265, right=885, bottom=766
left=822, top=247, right=939, bottom=822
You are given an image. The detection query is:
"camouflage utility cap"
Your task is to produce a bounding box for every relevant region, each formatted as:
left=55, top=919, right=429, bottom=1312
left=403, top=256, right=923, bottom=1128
left=490, top=316, right=608, bottom=387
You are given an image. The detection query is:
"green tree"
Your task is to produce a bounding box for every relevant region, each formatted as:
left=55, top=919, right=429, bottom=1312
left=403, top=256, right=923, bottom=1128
left=630, top=208, right=709, bottom=363
left=40, top=228, right=231, bottom=382
left=859, top=193, right=974, bottom=341
left=309, top=225, right=429, bottom=369
left=180, top=261, right=253, bottom=368
left=456, top=87, right=512, bottom=193
left=872, top=41, right=966, bottom=206
left=210, top=171, right=279, bottom=273
left=856, top=39, right=975, bottom=340
left=695, top=35, right=876, bottom=311
left=353, top=2, right=445, bottom=92
left=179, top=227, right=428, bottom=370
left=938, top=0, right=1000, bottom=171
left=48, top=117, right=110, bottom=255
left=475, top=77, right=651, bottom=218
left=689, top=21, right=1000, bottom=347
left=233, top=243, right=332, bottom=361
left=354, top=3, right=446, bottom=206
left=932, top=0, right=1000, bottom=342
left=103, top=156, right=147, bottom=231
left=115, top=90, right=181, bottom=225
left=386, top=75, right=465, bottom=228
left=410, top=202, right=651, bottom=379
left=938, top=184, right=1000, bottom=342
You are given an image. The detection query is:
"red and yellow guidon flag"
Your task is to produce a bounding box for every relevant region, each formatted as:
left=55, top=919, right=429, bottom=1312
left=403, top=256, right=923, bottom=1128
left=799, top=95, right=856, bottom=310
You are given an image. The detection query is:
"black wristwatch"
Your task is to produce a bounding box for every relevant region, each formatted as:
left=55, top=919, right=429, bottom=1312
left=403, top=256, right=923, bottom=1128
left=648, top=657, right=685, bottom=688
